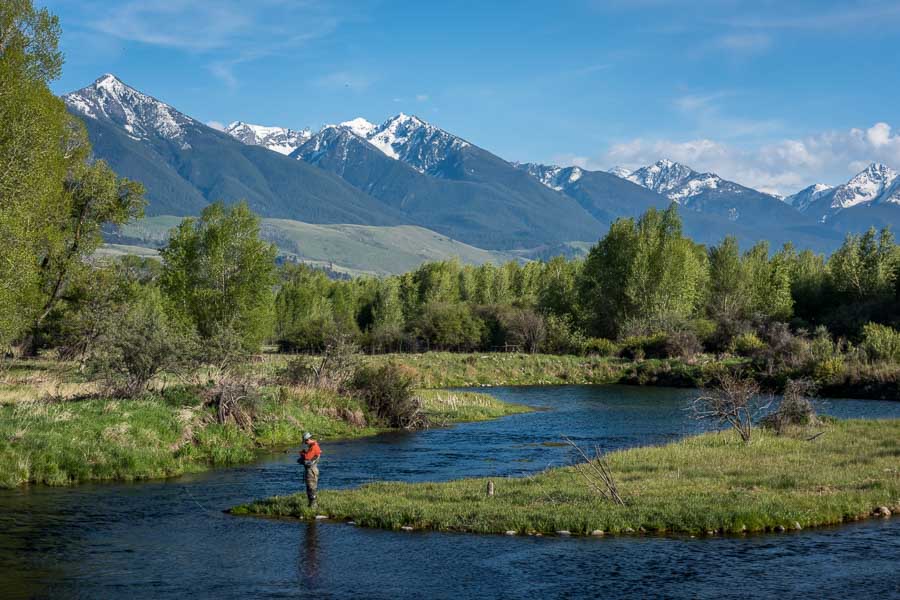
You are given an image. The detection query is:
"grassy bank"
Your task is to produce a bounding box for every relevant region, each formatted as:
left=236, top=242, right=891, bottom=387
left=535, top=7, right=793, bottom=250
left=364, top=352, right=714, bottom=389
left=0, top=360, right=526, bottom=488
left=232, top=419, right=900, bottom=536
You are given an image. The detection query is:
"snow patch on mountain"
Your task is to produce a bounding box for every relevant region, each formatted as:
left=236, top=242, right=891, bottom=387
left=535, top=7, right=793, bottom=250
left=827, top=163, right=898, bottom=211
left=339, top=117, right=377, bottom=139
left=224, top=121, right=311, bottom=155
left=784, top=183, right=833, bottom=210
left=63, top=74, right=195, bottom=143
left=335, top=113, right=471, bottom=174
left=623, top=159, right=727, bottom=204
left=608, top=166, right=632, bottom=178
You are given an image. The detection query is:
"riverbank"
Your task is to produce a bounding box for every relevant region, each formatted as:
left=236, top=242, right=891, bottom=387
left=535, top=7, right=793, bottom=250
left=0, top=359, right=527, bottom=488
left=363, top=353, right=900, bottom=400
left=232, top=419, right=900, bottom=536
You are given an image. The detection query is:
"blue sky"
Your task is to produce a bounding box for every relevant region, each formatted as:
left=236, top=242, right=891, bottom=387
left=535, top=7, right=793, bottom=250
left=44, top=0, right=900, bottom=195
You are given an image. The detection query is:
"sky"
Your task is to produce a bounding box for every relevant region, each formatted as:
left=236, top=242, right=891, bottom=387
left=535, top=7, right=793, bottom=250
left=43, top=0, right=900, bottom=196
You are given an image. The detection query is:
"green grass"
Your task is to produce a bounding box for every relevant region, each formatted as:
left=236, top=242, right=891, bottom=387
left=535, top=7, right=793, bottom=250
left=0, top=359, right=526, bottom=488
left=232, top=419, right=900, bottom=536
left=116, top=216, right=515, bottom=276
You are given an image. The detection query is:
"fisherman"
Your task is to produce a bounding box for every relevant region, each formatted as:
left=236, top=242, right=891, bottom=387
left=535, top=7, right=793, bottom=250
left=298, top=432, right=322, bottom=508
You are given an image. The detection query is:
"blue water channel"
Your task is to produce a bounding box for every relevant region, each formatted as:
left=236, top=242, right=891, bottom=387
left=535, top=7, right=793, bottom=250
left=1, top=385, right=899, bottom=599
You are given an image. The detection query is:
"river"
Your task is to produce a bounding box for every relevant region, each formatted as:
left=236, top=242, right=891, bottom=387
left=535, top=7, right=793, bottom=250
left=2, top=385, right=899, bottom=599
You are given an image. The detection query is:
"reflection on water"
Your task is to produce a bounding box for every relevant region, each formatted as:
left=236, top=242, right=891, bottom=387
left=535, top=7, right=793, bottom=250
left=1, top=385, right=899, bottom=599
left=299, top=521, right=320, bottom=587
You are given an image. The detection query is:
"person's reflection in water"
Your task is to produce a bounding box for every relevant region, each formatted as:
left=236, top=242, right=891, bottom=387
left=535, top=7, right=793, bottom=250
left=298, top=521, right=320, bottom=588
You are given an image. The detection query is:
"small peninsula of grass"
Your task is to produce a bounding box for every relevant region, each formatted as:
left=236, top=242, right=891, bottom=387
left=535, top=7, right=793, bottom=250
left=232, top=419, right=900, bottom=536
left=0, top=360, right=527, bottom=488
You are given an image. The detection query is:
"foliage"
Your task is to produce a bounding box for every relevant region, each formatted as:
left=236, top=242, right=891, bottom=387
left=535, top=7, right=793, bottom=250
left=732, top=332, right=765, bottom=357
left=161, top=201, right=277, bottom=356
left=0, top=1, right=143, bottom=350
left=86, top=287, right=196, bottom=397
left=411, top=302, right=485, bottom=351
left=582, top=337, right=619, bottom=357
left=577, top=206, right=708, bottom=339
left=861, top=322, right=900, bottom=363
left=349, top=363, right=425, bottom=429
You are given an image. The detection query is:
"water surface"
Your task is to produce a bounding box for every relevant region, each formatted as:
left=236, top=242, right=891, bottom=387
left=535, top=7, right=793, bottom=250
left=2, top=385, right=899, bottom=599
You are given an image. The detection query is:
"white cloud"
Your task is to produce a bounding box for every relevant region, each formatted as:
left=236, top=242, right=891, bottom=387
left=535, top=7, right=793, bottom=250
left=206, top=120, right=226, bottom=131
left=415, top=94, right=429, bottom=102
left=577, top=122, right=900, bottom=195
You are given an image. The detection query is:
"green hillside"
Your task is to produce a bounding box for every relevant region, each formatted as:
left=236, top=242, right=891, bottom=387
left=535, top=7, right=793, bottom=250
left=113, top=216, right=515, bottom=276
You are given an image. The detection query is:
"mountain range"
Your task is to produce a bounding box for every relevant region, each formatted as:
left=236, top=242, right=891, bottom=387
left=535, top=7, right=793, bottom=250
left=63, top=74, right=898, bottom=268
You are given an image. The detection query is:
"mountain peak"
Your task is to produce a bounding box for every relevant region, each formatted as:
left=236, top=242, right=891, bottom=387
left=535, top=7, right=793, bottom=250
left=339, top=117, right=377, bottom=138
left=627, top=159, right=700, bottom=197
left=224, top=121, right=311, bottom=155
left=64, top=74, right=195, bottom=143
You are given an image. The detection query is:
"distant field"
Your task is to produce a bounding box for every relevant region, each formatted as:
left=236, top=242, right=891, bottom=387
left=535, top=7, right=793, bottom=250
left=113, top=216, right=517, bottom=275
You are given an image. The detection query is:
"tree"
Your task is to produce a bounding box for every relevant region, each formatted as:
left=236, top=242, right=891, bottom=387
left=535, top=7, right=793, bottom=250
left=0, top=2, right=144, bottom=351
left=412, top=302, right=484, bottom=351
left=706, top=236, right=749, bottom=322
left=0, top=1, right=65, bottom=346
left=578, top=206, right=707, bottom=338
left=743, top=241, right=793, bottom=321
left=161, top=202, right=277, bottom=355
left=828, top=228, right=897, bottom=301
left=368, top=277, right=405, bottom=351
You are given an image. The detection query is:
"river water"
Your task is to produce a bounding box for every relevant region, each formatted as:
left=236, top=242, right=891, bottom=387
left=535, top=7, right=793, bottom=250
left=1, top=385, right=899, bottom=599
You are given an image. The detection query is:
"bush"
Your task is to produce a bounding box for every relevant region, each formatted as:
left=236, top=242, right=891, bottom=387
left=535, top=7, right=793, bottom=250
left=664, top=330, right=703, bottom=360
left=582, top=337, right=618, bottom=357
left=619, top=334, right=668, bottom=360
left=543, top=314, right=586, bottom=355
left=279, top=334, right=359, bottom=390
left=412, top=302, right=485, bottom=351
left=87, top=288, right=196, bottom=397
left=762, top=378, right=819, bottom=434
left=732, top=332, right=765, bottom=356
left=861, top=322, right=900, bottom=363
left=350, top=364, right=426, bottom=429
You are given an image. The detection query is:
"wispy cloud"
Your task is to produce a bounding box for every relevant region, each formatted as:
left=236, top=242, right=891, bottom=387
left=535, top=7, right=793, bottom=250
left=713, top=32, right=771, bottom=54
left=719, top=2, right=900, bottom=31
left=673, top=90, right=782, bottom=139
left=72, top=0, right=344, bottom=87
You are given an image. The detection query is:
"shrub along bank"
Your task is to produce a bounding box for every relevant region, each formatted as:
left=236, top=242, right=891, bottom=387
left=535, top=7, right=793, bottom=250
left=232, top=419, right=900, bottom=536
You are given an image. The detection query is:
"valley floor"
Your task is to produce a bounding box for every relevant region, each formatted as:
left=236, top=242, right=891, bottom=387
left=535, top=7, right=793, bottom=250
left=232, top=419, right=900, bottom=536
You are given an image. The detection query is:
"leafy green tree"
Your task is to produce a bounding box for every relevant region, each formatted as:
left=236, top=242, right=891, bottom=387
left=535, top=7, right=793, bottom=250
left=368, top=277, right=405, bottom=351
left=743, top=242, right=793, bottom=321
left=161, top=202, right=277, bottom=355
left=538, top=255, right=580, bottom=318
left=0, top=1, right=64, bottom=345
left=0, top=2, right=144, bottom=350
left=578, top=206, right=707, bottom=338
left=828, top=228, right=897, bottom=301
left=412, top=302, right=484, bottom=351
left=706, top=236, right=749, bottom=322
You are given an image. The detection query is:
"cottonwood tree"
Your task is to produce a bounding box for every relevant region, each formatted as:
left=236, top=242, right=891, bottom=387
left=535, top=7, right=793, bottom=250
left=161, top=201, right=277, bottom=357
left=578, top=205, right=708, bottom=338
left=0, top=1, right=144, bottom=351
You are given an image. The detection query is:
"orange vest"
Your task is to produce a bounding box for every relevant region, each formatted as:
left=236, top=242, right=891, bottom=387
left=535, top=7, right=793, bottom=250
left=300, top=440, right=321, bottom=462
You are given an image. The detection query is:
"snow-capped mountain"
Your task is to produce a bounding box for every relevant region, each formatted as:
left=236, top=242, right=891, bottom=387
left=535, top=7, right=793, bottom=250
left=784, top=183, right=833, bottom=211
left=334, top=113, right=470, bottom=175
left=63, top=74, right=196, bottom=144
left=516, top=163, right=584, bottom=191
left=224, top=121, right=311, bottom=155
left=828, top=163, right=897, bottom=210
left=796, top=163, right=899, bottom=222
left=623, top=159, right=737, bottom=205
left=607, top=166, right=632, bottom=178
